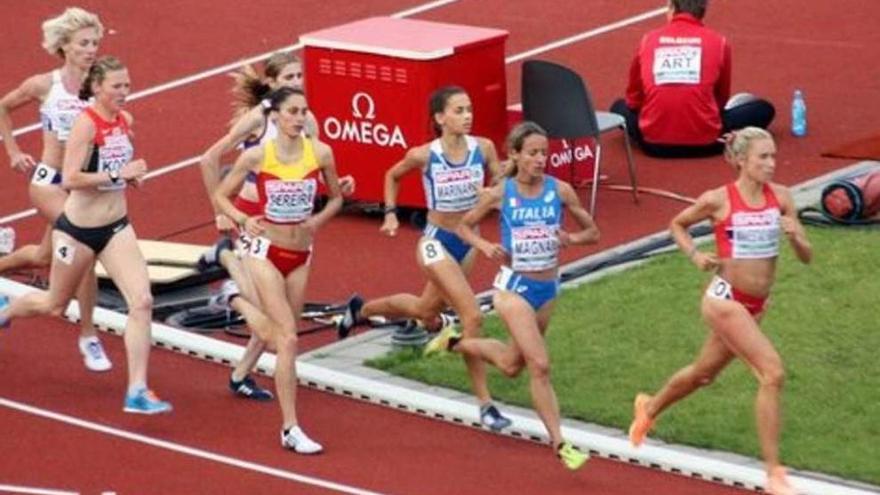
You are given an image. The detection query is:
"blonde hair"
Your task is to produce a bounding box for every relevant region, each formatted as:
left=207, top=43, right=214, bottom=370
left=723, top=126, right=773, bottom=168
left=230, top=52, right=300, bottom=119
left=41, top=7, right=104, bottom=58
left=79, top=55, right=125, bottom=100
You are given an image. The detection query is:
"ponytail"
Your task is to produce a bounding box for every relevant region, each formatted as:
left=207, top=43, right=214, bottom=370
left=80, top=55, right=125, bottom=100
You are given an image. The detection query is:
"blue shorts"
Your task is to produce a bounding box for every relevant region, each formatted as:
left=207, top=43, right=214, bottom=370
left=493, top=267, right=559, bottom=311
left=423, top=223, right=471, bottom=263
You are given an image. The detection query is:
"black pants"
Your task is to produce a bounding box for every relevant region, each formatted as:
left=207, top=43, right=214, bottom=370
left=609, top=98, right=776, bottom=158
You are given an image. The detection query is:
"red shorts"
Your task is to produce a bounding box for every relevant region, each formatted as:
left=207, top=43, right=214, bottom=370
left=233, top=196, right=262, bottom=217
left=705, top=276, right=768, bottom=316
left=253, top=241, right=310, bottom=277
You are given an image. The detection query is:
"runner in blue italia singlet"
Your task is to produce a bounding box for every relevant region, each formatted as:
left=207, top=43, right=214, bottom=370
left=438, top=121, right=600, bottom=470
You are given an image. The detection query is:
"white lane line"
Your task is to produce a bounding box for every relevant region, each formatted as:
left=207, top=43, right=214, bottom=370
left=0, top=396, right=389, bottom=495
left=3, top=0, right=460, bottom=140
left=505, top=6, right=667, bottom=63
left=0, top=485, right=78, bottom=495
left=0, top=6, right=664, bottom=226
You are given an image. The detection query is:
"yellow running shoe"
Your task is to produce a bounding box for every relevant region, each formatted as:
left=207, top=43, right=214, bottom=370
left=557, top=442, right=589, bottom=470
left=628, top=393, right=655, bottom=447
left=422, top=325, right=461, bottom=357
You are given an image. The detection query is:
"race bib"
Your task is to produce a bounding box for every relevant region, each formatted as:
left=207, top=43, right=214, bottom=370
left=419, top=239, right=446, bottom=266
left=264, top=178, right=317, bottom=223
left=705, top=276, right=733, bottom=301
left=96, top=131, right=133, bottom=192
left=653, top=45, right=702, bottom=85
left=248, top=236, right=271, bottom=260
left=54, top=239, right=76, bottom=265
left=493, top=266, right=514, bottom=291
left=31, top=163, right=59, bottom=186
left=510, top=225, right=559, bottom=271
left=431, top=167, right=483, bottom=211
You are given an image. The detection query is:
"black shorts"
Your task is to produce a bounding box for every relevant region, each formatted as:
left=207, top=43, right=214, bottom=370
left=54, top=213, right=130, bottom=255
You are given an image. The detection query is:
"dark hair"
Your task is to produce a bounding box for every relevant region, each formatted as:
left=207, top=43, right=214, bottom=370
left=428, top=85, right=467, bottom=137
left=79, top=55, right=125, bottom=100
left=230, top=52, right=300, bottom=119
left=671, top=0, right=708, bottom=19
left=262, top=87, right=305, bottom=116
left=505, top=121, right=548, bottom=177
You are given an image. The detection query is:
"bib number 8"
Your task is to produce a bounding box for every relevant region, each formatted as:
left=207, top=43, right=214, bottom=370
left=420, top=239, right=445, bottom=265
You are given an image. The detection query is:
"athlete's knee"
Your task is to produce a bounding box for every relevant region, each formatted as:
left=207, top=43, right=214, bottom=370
left=128, top=291, right=153, bottom=316
left=275, top=328, right=298, bottom=355
left=526, top=355, right=551, bottom=380
left=757, top=361, right=785, bottom=388
left=690, top=365, right=719, bottom=388
left=458, top=311, right=482, bottom=337
left=500, top=358, right=525, bottom=378
left=33, top=246, right=52, bottom=268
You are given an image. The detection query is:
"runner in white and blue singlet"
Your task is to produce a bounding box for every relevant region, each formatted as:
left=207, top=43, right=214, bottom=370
left=345, top=86, right=512, bottom=431
left=0, top=7, right=111, bottom=371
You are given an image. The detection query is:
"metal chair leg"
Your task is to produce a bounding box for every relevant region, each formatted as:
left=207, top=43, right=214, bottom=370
left=620, top=123, right=639, bottom=204
left=590, top=143, right=602, bottom=216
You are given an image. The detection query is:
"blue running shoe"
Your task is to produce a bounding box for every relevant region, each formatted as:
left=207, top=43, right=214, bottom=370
left=123, top=388, right=173, bottom=415
left=480, top=403, right=512, bottom=432
left=230, top=375, right=274, bottom=401
left=0, top=294, right=10, bottom=329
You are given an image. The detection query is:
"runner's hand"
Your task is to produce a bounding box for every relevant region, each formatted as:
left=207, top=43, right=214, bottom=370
left=215, top=214, right=236, bottom=233
left=339, top=175, right=356, bottom=197
left=243, top=215, right=265, bottom=237
left=122, top=159, right=147, bottom=182
left=479, top=241, right=506, bottom=261
left=692, top=251, right=719, bottom=271
left=380, top=213, right=399, bottom=237
left=10, top=152, right=36, bottom=174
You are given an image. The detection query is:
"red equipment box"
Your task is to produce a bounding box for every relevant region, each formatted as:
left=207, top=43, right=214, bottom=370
left=300, top=17, right=508, bottom=207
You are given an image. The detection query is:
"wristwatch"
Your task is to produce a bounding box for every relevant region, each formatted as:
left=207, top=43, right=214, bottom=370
left=108, top=169, right=121, bottom=184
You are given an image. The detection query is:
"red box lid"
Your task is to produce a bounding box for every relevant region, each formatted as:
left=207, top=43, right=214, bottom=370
left=300, top=16, right=508, bottom=60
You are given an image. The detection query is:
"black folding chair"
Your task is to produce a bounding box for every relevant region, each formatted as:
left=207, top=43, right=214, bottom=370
left=521, top=59, right=638, bottom=215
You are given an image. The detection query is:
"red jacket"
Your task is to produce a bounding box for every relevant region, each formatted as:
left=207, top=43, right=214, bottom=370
left=625, top=14, right=731, bottom=146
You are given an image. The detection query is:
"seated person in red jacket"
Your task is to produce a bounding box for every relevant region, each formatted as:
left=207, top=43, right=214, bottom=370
left=610, top=0, right=775, bottom=158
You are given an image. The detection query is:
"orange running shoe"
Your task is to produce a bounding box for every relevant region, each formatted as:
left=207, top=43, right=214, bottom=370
left=628, top=393, right=655, bottom=447
left=767, top=466, right=799, bottom=495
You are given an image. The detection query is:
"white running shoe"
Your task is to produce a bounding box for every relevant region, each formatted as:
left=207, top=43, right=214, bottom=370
left=78, top=336, right=112, bottom=372
left=281, top=426, right=323, bottom=454
left=208, top=279, right=240, bottom=311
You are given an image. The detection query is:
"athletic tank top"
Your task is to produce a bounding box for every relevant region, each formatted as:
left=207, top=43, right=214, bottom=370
left=256, top=138, right=320, bottom=224
left=422, top=136, right=485, bottom=212
left=501, top=176, right=563, bottom=272
left=82, top=107, right=133, bottom=192
left=714, top=182, right=781, bottom=259
left=39, top=70, right=87, bottom=142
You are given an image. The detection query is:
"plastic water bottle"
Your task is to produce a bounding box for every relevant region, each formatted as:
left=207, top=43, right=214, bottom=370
left=0, top=227, right=14, bottom=255
left=791, top=89, right=807, bottom=137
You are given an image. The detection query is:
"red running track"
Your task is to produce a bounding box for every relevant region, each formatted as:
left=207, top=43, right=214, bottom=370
left=0, top=320, right=753, bottom=495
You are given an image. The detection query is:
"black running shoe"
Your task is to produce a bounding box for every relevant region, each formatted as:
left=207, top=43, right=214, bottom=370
left=337, top=294, right=364, bottom=339
left=480, top=403, right=512, bottom=432
left=229, top=375, right=274, bottom=401
left=198, top=236, right=234, bottom=271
